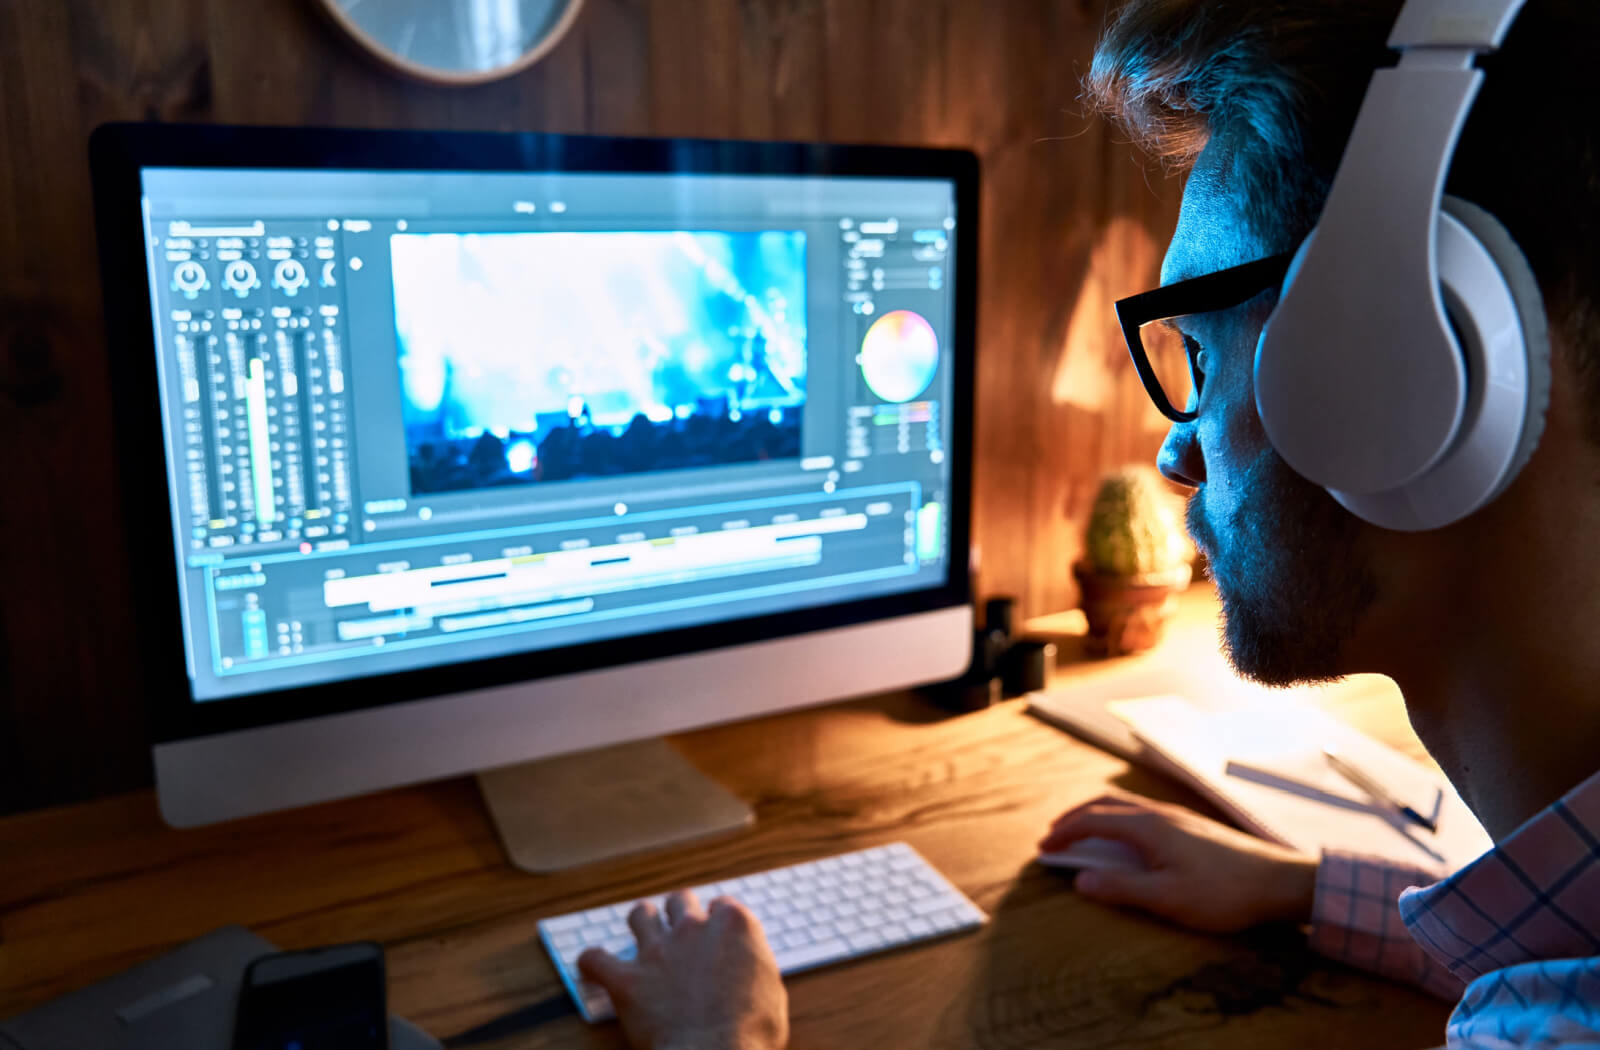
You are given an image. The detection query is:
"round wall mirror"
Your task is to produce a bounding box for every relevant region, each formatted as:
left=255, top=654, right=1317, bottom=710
left=317, top=0, right=586, bottom=86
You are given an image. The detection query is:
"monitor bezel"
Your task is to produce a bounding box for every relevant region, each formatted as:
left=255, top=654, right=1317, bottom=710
left=89, top=122, right=978, bottom=747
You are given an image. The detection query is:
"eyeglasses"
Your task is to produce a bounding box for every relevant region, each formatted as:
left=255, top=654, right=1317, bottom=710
left=1115, top=251, right=1295, bottom=423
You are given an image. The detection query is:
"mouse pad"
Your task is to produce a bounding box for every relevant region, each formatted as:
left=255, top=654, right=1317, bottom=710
left=0, top=926, right=440, bottom=1050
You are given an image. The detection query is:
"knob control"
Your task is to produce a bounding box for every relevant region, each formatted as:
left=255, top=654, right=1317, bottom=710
left=274, top=258, right=308, bottom=295
left=172, top=260, right=208, bottom=298
left=223, top=260, right=259, bottom=297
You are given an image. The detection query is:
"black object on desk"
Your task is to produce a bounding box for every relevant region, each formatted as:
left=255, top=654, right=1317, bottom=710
left=924, top=596, right=1057, bottom=711
left=0, top=927, right=439, bottom=1050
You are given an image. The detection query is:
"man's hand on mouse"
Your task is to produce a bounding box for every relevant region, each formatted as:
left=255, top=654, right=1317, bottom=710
left=578, top=890, right=788, bottom=1050
left=1040, top=793, right=1318, bottom=933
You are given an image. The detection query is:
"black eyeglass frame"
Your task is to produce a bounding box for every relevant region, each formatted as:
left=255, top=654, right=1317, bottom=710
left=1115, top=251, right=1295, bottom=423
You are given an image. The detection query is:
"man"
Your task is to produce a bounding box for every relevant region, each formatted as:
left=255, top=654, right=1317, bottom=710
left=576, top=1, right=1600, bottom=1046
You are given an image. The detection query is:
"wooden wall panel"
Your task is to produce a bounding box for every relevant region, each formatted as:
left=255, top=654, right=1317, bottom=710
left=0, top=0, right=1183, bottom=812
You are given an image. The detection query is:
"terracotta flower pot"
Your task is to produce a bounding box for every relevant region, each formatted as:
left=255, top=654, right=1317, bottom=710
left=1072, top=560, right=1193, bottom=656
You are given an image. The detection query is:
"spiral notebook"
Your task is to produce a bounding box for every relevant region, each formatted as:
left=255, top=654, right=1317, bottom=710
left=1101, top=694, right=1491, bottom=876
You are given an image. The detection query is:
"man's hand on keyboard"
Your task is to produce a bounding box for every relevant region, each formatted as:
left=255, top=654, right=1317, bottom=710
left=577, top=890, right=789, bottom=1050
left=1039, top=793, right=1318, bottom=933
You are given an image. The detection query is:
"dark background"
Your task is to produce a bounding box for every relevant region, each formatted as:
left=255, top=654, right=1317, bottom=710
left=0, top=0, right=1182, bottom=813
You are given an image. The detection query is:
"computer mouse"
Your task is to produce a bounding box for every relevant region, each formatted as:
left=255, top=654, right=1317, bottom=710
left=1036, top=836, right=1145, bottom=872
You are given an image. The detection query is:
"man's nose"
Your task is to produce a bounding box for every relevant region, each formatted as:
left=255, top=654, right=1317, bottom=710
left=1158, top=422, right=1204, bottom=488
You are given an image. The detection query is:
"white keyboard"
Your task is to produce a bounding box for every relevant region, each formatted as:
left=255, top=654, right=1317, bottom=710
left=538, top=842, right=987, bottom=1022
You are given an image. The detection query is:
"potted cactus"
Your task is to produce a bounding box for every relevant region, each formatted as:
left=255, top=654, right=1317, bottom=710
left=1073, top=466, right=1192, bottom=655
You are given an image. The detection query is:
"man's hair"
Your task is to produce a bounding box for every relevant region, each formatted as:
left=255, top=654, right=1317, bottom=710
left=1084, top=0, right=1600, bottom=440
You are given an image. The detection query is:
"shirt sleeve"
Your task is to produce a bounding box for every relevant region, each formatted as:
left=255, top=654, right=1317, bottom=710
left=1308, top=850, right=1463, bottom=1002
left=1446, top=957, right=1600, bottom=1048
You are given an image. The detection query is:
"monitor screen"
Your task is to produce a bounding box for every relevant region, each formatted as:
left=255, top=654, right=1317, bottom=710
left=135, top=164, right=961, bottom=703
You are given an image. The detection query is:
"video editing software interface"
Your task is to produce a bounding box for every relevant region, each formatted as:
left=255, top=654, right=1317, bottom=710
left=139, top=166, right=959, bottom=702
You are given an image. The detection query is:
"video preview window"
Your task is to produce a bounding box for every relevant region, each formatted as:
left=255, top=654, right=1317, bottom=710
left=393, top=230, right=809, bottom=495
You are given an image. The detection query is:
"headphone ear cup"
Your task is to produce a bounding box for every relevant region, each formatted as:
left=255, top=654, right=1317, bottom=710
left=1438, top=195, right=1551, bottom=496
left=1326, top=196, right=1549, bottom=530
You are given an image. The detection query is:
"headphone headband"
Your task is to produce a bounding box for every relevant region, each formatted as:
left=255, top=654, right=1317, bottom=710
left=1388, top=0, right=1528, bottom=50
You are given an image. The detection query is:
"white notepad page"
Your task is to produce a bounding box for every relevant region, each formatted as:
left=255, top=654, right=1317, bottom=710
left=1107, top=695, right=1492, bottom=876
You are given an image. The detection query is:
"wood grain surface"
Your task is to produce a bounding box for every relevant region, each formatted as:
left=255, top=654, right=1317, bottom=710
left=0, top=588, right=1454, bottom=1048
left=0, top=0, right=1188, bottom=813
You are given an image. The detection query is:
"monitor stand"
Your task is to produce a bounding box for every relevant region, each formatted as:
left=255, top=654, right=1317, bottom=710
left=476, top=738, right=755, bottom=873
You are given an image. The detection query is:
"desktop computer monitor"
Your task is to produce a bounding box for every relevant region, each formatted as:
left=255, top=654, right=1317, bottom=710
left=89, top=123, right=976, bottom=856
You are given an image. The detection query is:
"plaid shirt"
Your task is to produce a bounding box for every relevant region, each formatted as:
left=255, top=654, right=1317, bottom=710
left=1308, top=769, right=1600, bottom=1048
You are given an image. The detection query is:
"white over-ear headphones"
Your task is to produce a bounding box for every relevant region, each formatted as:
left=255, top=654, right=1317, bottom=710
left=1254, top=0, right=1550, bottom=532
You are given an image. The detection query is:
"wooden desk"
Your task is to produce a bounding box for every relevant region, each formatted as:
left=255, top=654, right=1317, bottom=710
left=0, top=587, right=1452, bottom=1048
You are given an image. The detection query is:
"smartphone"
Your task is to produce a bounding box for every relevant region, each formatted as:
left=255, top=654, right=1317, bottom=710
left=232, top=942, right=389, bottom=1050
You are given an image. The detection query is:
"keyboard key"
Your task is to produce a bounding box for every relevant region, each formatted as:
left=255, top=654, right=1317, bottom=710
left=775, top=937, right=850, bottom=971
left=845, top=928, right=884, bottom=951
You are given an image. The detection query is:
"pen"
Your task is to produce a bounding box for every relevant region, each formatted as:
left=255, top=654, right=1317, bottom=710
left=1322, top=747, right=1439, bottom=833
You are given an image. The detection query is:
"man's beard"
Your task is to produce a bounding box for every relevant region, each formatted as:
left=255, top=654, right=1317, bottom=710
left=1187, top=452, right=1376, bottom=687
